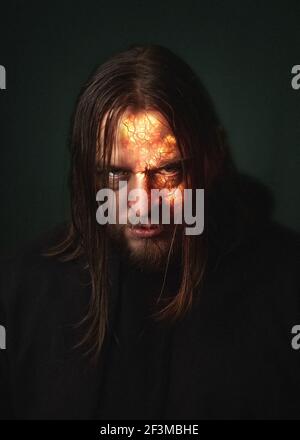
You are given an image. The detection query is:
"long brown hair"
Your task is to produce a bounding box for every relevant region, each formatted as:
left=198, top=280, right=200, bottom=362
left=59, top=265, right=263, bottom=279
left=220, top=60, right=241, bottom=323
left=44, top=44, right=236, bottom=360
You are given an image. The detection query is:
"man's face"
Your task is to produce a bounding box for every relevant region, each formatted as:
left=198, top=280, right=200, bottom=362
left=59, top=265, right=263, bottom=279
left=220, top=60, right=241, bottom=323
left=100, top=109, right=185, bottom=271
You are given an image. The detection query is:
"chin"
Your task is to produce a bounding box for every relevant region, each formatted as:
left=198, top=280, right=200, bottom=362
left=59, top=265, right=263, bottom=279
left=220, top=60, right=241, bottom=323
left=126, top=237, right=169, bottom=272
left=107, top=224, right=181, bottom=272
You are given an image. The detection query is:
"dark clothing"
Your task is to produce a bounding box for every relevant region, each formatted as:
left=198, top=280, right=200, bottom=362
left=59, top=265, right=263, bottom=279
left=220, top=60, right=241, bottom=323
left=0, top=220, right=299, bottom=420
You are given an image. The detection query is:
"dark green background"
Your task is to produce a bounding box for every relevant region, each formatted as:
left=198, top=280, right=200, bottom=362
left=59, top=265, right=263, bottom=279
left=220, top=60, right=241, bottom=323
left=1, top=0, right=299, bottom=256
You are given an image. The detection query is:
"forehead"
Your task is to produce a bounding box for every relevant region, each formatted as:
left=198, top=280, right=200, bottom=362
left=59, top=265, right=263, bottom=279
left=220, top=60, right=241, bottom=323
left=112, top=110, right=181, bottom=168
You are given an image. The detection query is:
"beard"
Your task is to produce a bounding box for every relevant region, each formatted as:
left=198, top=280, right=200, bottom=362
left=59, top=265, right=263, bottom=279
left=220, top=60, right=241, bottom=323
left=106, top=223, right=182, bottom=273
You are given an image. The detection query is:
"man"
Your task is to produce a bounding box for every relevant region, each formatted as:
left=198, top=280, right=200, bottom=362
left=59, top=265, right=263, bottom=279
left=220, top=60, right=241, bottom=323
left=0, top=44, right=299, bottom=419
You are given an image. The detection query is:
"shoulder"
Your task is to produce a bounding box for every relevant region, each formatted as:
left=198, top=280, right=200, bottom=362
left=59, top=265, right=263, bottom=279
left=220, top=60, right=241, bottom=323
left=243, top=221, right=299, bottom=286
left=214, top=221, right=300, bottom=334
left=203, top=220, right=299, bottom=326
left=0, top=222, right=89, bottom=328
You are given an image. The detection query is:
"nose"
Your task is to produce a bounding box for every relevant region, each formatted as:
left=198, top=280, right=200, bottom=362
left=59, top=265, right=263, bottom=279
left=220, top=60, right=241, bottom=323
left=127, top=172, right=151, bottom=220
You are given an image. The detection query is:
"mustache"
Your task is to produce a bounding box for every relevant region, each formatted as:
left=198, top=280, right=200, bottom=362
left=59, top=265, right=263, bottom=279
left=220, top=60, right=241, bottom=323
left=126, top=212, right=179, bottom=227
left=127, top=215, right=164, bottom=229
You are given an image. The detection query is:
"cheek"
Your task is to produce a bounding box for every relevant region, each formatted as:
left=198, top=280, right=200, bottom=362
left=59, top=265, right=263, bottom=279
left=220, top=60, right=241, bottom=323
left=152, top=173, right=183, bottom=190
left=116, top=191, right=128, bottom=224
left=107, top=189, right=128, bottom=224
left=163, top=184, right=185, bottom=210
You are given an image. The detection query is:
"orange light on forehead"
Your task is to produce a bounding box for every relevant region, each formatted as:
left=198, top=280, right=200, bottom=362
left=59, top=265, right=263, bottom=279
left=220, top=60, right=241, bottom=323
left=118, top=111, right=178, bottom=168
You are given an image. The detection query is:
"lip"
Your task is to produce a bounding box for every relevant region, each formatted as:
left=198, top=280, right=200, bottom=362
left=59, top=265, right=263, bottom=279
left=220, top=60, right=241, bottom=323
left=128, top=224, right=164, bottom=238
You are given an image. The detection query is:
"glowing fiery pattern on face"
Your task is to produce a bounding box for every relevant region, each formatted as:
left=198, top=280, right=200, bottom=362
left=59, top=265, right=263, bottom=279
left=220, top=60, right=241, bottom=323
left=111, top=110, right=184, bottom=197
left=95, top=109, right=189, bottom=239
left=119, top=111, right=177, bottom=169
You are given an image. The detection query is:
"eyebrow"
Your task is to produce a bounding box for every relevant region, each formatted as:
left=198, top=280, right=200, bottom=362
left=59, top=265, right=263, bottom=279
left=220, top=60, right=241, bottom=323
left=155, top=157, right=190, bottom=167
left=96, top=157, right=191, bottom=173
left=96, top=163, right=132, bottom=173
